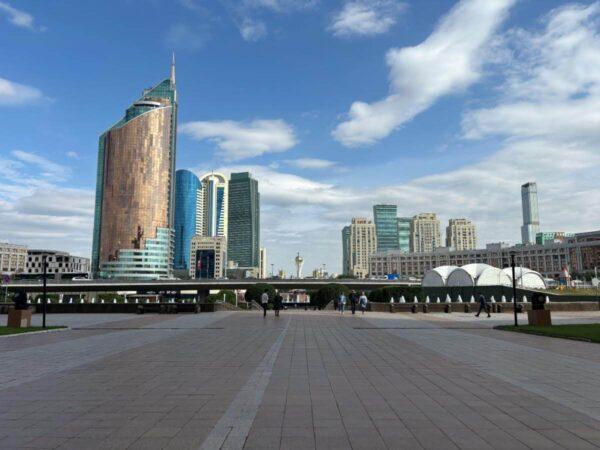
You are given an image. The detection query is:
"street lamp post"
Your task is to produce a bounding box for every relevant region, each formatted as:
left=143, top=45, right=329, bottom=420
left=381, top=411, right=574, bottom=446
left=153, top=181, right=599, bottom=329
left=42, top=254, right=48, bottom=328
left=510, top=251, right=518, bottom=327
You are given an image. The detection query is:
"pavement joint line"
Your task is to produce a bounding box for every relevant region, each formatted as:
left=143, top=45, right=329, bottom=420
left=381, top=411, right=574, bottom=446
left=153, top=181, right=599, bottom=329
left=198, top=317, right=291, bottom=450
left=0, top=327, right=70, bottom=339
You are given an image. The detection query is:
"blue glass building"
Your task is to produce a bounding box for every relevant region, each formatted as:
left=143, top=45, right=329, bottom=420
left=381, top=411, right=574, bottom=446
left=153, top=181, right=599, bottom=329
left=373, top=205, right=399, bottom=252
left=174, top=169, right=201, bottom=271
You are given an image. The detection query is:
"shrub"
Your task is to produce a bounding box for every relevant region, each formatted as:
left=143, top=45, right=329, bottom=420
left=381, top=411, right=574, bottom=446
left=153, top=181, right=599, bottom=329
left=244, top=283, right=276, bottom=305
left=313, top=283, right=349, bottom=309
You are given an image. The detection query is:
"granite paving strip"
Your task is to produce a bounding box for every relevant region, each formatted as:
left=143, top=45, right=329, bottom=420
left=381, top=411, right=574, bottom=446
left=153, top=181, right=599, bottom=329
left=199, top=317, right=291, bottom=450
left=363, top=313, right=600, bottom=422
left=0, top=313, right=232, bottom=390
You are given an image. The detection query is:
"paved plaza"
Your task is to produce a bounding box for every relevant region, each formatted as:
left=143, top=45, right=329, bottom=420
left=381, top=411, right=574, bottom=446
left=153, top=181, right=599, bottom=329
left=1, top=311, right=600, bottom=449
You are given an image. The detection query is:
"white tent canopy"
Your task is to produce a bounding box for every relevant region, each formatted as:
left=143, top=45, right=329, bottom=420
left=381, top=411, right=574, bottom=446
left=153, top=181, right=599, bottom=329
left=446, top=264, right=491, bottom=287
left=501, top=267, right=546, bottom=289
left=422, top=266, right=459, bottom=287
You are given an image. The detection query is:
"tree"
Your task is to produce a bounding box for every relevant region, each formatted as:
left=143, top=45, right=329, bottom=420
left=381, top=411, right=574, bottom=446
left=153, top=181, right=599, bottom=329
left=207, top=290, right=237, bottom=305
left=244, top=283, right=276, bottom=305
left=313, top=283, right=349, bottom=309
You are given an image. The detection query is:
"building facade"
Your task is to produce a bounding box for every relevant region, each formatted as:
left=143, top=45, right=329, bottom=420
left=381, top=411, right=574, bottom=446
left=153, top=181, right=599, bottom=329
left=536, top=232, right=573, bottom=245
left=199, top=172, right=228, bottom=238
left=26, top=250, right=90, bottom=280
left=189, top=236, right=227, bottom=279
left=371, top=231, right=600, bottom=280
left=521, top=182, right=540, bottom=245
left=373, top=205, right=399, bottom=252
left=227, top=172, right=260, bottom=268
left=410, top=213, right=441, bottom=253
left=341, top=226, right=351, bottom=276
left=173, top=169, right=201, bottom=272
left=92, top=60, right=177, bottom=280
left=259, top=247, right=267, bottom=279
left=446, top=218, right=477, bottom=250
left=0, top=243, right=27, bottom=276
left=348, top=217, right=377, bottom=278
left=397, top=217, right=411, bottom=253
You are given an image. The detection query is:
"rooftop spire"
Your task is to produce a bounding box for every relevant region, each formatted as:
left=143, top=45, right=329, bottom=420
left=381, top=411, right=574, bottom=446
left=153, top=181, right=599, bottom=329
left=170, top=52, right=176, bottom=85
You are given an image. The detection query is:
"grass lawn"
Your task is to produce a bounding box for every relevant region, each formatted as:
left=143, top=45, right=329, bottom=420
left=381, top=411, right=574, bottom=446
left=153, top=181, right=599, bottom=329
left=0, top=326, right=66, bottom=336
left=497, top=324, right=600, bottom=343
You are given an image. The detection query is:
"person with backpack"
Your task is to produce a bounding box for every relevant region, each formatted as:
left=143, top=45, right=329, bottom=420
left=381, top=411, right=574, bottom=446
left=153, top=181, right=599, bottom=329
left=261, top=291, right=269, bottom=317
left=359, top=291, right=368, bottom=314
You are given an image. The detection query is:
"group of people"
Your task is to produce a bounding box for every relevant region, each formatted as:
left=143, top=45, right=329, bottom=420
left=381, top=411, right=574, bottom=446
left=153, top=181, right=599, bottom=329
left=260, top=291, right=283, bottom=317
left=338, top=290, right=368, bottom=315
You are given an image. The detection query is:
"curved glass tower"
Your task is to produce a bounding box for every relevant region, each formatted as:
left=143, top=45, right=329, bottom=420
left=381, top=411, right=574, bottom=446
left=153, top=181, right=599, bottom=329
left=91, top=58, right=177, bottom=279
left=174, top=169, right=201, bottom=271
left=199, top=172, right=228, bottom=238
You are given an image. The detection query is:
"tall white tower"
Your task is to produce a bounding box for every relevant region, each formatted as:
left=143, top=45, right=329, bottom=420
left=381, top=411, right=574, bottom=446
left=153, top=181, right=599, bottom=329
left=198, top=172, right=228, bottom=238
left=294, top=253, right=304, bottom=279
left=521, top=182, right=540, bottom=245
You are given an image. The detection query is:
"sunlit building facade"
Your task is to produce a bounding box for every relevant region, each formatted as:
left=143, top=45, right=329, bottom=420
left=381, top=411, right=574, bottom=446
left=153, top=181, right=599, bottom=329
left=92, top=59, right=177, bottom=279
left=174, top=169, right=201, bottom=271
left=410, top=213, right=441, bottom=253
left=199, top=172, right=228, bottom=238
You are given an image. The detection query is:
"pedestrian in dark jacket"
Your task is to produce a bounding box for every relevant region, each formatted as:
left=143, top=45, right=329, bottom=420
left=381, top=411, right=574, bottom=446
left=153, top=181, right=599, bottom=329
left=349, top=290, right=358, bottom=315
left=475, top=293, right=491, bottom=318
left=274, top=292, right=283, bottom=317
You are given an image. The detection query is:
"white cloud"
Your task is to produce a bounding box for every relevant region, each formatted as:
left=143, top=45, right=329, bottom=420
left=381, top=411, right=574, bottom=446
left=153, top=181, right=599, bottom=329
left=243, top=0, right=318, bottom=12
left=0, top=1, right=36, bottom=30
left=239, top=18, right=267, bottom=41
left=0, top=77, right=43, bottom=106
left=180, top=119, right=297, bottom=160
left=66, top=151, right=79, bottom=159
left=284, top=158, right=337, bottom=169
left=329, top=0, right=406, bottom=38
left=332, top=0, right=516, bottom=147
left=11, top=150, right=70, bottom=180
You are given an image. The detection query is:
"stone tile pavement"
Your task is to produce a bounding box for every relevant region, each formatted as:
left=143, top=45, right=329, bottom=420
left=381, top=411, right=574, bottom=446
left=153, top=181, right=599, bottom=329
left=0, top=310, right=599, bottom=449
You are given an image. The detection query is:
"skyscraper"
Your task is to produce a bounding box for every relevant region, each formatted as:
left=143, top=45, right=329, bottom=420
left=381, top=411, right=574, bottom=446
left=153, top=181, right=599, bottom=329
left=397, top=217, right=411, bottom=252
left=446, top=218, right=477, bottom=250
left=199, top=172, right=228, bottom=238
left=410, top=213, right=441, bottom=253
left=227, top=172, right=260, bottom=268
left=521, top=182, right=540, bottom=245
left=348, top=217, right=377, bottom=278
left=92, top=58, right=177, bottom=279
left=373, top=204, right=399, bottom=252
left=173, top=169, right=201, bottom=272
left=341, top=226, right=350, bottom=276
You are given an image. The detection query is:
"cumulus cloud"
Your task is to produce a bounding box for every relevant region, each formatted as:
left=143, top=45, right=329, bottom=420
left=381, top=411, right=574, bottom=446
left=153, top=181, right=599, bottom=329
left=329, top=0, right=406, bottom=38
left=180, top=119, right=298, bottom=160
left=284, top=158, right=337, bottom=169
left=332, top=0, right=516, bottom=147
left=11, top=150, right=70, bottom=180
left=0, top=77, right=43, bottom=106
left=0, top=2, right=37, bottom=30
left=239, top=18, right=267, bottom=41
left=165, top=23, right=210, bottom=50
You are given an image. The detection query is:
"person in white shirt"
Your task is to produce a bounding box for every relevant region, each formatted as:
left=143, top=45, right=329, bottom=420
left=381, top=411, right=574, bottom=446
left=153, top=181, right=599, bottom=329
left=261, top=292, right=269, bottom=317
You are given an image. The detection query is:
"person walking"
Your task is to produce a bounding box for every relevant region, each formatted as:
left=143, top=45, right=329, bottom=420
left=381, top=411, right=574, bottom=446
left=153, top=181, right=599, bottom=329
left=338, top=293, right=346, bottom=314
left=274, top=291, right=283, bottom=317
left=261, top=291, right=269, bottom=318
left=349, top=290, right=358, bottom=315
left=359, top=291, right=368, bottom=315
left=475, top=293, right=491, bottom=318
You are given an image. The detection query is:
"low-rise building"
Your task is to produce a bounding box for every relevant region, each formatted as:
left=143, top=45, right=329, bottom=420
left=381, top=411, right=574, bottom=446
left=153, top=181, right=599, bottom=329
left=190, top=236, right=227, bottom=279
left=0, top=242, right=28, bottom=276
left=25, top=250, right=90, bottom=280
left=370, top=231, right=600, bottom=280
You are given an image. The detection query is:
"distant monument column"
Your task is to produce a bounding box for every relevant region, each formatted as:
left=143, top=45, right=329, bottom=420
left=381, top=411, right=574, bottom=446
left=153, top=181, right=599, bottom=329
left=294, top=253, right=304, bottom=279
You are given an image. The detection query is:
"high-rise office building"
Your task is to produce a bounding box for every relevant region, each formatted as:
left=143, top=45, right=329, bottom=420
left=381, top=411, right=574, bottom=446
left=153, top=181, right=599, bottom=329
left=199, top=172, right=228, bottom=238
left=446, top=218, right=477, bottom=250
left=410, top=213, right=441, bottom=253
left=397, top=217, right=411, bottom=253
left=92, top=58, right=177, bottom=279
left=190, top=236, right=226, bottom=279
left=341, top=226, right=351, bottom=276
left=521, top=182, right=540, bottom=245
left=227, top=172, right=260, bottom=268
left=259, top=247, right=267, bottom=279
left=173, top=169, right=201, bottom=271
left=373, top=205, right=399, bottom=252
left=348, top=217, right=377, bottom=278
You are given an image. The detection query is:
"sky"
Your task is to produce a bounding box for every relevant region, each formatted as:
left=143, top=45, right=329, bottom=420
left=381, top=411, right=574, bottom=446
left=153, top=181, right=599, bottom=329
left=1, top=0, right=599, bottom=276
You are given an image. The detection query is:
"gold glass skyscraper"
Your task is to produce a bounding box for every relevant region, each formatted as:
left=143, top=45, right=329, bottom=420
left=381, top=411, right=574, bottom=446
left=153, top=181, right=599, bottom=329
left=92, top=58, right=177, bottom=279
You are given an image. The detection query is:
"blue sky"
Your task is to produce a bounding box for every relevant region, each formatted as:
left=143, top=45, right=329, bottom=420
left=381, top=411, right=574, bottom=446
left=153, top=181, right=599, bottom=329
left=1, top=0, right=599, bottom=275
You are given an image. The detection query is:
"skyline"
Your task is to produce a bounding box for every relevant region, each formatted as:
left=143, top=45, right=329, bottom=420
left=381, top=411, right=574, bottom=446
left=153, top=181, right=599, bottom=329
left=1, top=0, right=600, bottom=275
